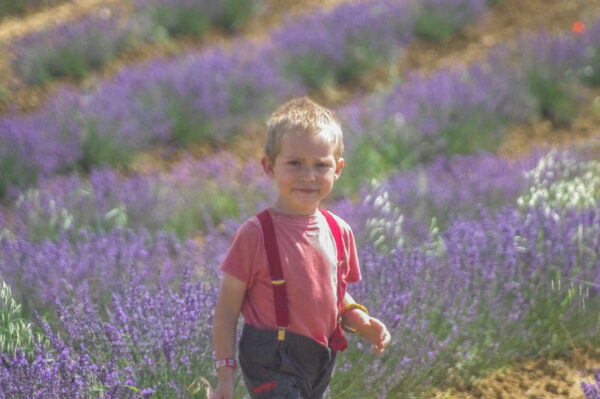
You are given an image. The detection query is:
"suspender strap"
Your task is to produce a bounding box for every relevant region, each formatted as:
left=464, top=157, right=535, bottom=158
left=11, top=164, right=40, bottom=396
left=257, top=210, right=289, bottom=337
left=319, top=209, right=345, bottom=313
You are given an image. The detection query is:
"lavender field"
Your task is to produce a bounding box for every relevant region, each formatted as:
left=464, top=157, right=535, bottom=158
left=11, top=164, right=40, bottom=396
left=1, top=0, right=600, bottom=397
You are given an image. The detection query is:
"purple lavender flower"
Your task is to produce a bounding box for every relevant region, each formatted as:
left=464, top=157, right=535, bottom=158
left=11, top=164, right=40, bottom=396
left=8, top=153, right=274, bottom=240
left=272, top=0, right=417, bottom=88
left=10, top=9, right=137, bottom=86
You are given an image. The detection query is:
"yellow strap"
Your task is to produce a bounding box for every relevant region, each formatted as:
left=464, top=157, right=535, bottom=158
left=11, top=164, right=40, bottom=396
left=341, top=303, right=369, bottom=316
left=339, top=303, right=369, bottom=334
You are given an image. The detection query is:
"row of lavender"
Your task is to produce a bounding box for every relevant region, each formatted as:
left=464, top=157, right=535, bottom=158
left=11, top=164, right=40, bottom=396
left=1, top=143, right=599, bottom=396
left=4, top=11, right=599, bottom=203
left=335, top=22, right=600, bottom=193
left=0, top=0, right=490, bottom=198
left=8, top=0, right=488, bottom=87
left=9, top=0, right=265, bottom=86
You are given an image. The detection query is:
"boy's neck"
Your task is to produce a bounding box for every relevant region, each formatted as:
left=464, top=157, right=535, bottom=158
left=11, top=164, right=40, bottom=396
left=269, top=203, right=320, bottom=217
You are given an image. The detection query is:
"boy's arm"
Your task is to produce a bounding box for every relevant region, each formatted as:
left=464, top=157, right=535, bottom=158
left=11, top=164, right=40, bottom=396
left=211, top=273, right=247, bottom=399
left=341, top=292, right=391, bottom=354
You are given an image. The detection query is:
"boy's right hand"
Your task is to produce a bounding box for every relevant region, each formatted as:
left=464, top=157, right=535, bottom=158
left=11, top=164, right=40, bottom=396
left=210, top=369, right=235, bottom=399
left=210, top=383, right=234, bottom=399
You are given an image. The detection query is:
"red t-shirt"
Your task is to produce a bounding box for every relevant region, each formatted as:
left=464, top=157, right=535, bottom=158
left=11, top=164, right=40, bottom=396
left=220, top=208, right=361, bottom=347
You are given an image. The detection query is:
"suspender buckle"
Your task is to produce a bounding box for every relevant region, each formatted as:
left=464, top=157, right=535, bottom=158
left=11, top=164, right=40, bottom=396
left=271, top=279, right=286, bottom=285
left=278, top=327, right=286, bottom=341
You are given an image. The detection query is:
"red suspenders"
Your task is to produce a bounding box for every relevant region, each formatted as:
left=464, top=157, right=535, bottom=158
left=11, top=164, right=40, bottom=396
left=256, top=209, right=290, bottom=339
left=256, top=209, right=348, bottom=352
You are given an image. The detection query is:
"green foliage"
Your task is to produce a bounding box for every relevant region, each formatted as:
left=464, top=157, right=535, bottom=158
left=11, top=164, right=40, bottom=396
left=165, top=190, right=240, bottom=239
left=0, top=154, right=38, bottom=200
left=335, top=142, right=390, bottom=198
left=439, top=113, right=503, bottom=155
left=15, top=19, right=132, bottom=87
left=0, top=0, right=26, bottom=19
left=80, top=122, right=135, bottom=170
left=282, top=53, right=336, bottom=90
left=581, top=48, right=600, bottom=87
left=19, top=45, right=91, bottom=87
left=149, top=6, right=210, bottom=38
left=338, top=42, right=388, bottom=85
left=415, top=12, right=458, bottom=42
left=15, top=187, right=131, bottom=243
left=0, top=279, right=46, bottom=357
left=0, top=83, right=10, bottom=105
left=166, top=97, right=214, bottom=146
left=215, top=0, right=257, bottom=33
left=526, top=71, right=580, bottom=126
left=283, top=42, right=390, bottom=90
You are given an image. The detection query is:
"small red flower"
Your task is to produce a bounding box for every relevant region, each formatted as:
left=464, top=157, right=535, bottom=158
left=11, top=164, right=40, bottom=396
left=572, top=21, right=585, bottom=35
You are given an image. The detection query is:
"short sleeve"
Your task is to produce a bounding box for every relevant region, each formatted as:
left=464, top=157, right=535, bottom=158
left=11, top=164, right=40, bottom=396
left=220, top=219, right=262, bottom=287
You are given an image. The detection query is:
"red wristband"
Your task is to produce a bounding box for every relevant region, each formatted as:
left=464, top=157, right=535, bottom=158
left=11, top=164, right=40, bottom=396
left=215, top=358, right=237, bottom=370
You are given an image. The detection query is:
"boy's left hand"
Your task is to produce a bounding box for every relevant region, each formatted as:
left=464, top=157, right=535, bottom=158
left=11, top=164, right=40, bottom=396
left=357, top=316, right=391, bottom=354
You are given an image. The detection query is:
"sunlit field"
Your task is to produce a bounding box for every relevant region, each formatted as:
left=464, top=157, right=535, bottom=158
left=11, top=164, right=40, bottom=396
left=1, top=0, right=600, bottom=397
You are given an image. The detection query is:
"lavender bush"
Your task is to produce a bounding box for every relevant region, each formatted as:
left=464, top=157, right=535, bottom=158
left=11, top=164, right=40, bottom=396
left=0, top=223, right=232, bottom=396
left=0, top=40, right=292, bottom=192
left=135, top=0, right=264, bottom=37
left=271, top=0, right=418, bottom=89
left=515, top=22, right=600, bottom=124
left=329, top=202, right=600, bottom=397
left=415, top=0, right=488, bottom=42
left=8, top=153, right=274, bottom=241
left=0, top=228, right=201, bottom=319
left=336, top=17, right=600, bottom=193
left=582, top=368, right=600, bottom=399
left=336, top=61, right=535, bottom=194
left=54, top=266, right=220, bottom=397
left=10, top=9, right=142, bottom=87
left=334, top=152, right=538, bottom=249
left=0, top=90, right=82, bottom=199
left=9, top=0, right=268, bottom=87
left=0, top=0, right=496, bottom=195
left=1, top=144, right=600, bottom=396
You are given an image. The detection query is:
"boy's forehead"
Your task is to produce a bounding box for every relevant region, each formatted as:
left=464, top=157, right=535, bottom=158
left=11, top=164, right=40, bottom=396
left=279, top=132, right=337, bottom=157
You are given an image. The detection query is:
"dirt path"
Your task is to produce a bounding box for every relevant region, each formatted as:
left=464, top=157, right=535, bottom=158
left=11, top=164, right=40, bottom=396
left=428, top=346, right=600, bottom=399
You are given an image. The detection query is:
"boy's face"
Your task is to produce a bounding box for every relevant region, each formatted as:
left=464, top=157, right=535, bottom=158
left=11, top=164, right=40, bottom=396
left=262, top=130, right=344, bottom=215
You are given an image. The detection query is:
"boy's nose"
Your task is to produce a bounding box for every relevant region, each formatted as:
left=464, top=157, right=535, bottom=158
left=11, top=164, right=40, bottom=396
left=300, top=166, right=317, bottom=181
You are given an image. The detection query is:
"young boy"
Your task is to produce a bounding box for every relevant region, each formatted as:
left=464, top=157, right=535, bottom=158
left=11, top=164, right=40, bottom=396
left=210, top=97, right=391, bottom=399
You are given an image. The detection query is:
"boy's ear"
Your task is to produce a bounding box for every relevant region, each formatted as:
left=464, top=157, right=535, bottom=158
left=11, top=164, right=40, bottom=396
left=334, top=157, right=344, bottom=181
left=262, top=156, right=275, bottom=177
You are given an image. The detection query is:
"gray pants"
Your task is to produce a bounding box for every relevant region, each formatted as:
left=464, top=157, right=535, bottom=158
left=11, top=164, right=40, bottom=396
left=239, top=324, right=337, bottom=399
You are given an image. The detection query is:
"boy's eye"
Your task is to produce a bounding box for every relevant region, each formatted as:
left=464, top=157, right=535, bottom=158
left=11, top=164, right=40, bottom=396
left=287, top=161, right=300, bottom=166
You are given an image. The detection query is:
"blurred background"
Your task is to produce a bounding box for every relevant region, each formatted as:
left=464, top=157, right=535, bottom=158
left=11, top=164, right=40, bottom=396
left=1, top=0, right=600, bottom=397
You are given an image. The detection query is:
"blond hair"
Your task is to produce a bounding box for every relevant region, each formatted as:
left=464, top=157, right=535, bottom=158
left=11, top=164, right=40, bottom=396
left=264, top=97, right=344, bottom=163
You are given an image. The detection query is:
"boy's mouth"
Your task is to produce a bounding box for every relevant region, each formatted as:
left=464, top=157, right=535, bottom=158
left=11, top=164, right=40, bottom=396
left=296, top=188, right=318, bottom=194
